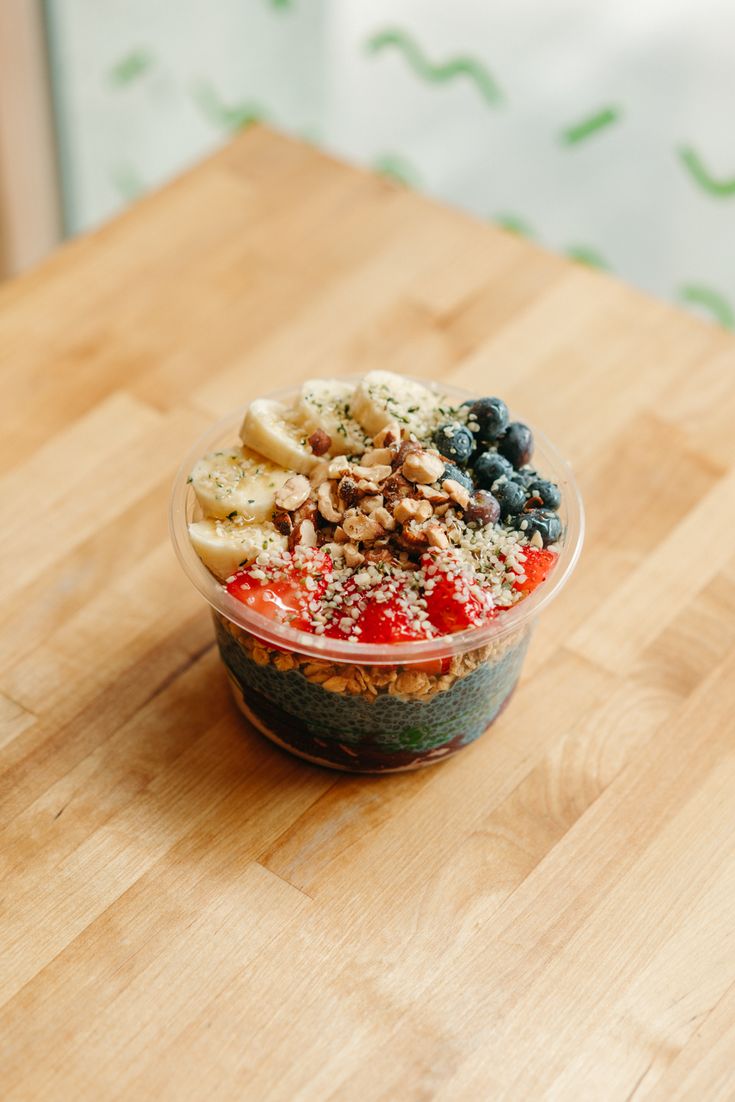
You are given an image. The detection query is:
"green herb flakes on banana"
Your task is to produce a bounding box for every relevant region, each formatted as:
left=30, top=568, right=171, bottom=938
left=190, top=446, right=291, bottom=522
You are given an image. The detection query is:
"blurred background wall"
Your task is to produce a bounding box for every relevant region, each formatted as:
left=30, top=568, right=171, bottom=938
left=1, top=1, right=734, bottom=328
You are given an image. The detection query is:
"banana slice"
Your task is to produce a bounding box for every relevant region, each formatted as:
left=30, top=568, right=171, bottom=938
left=188, top=517, right=287, bottom=581
left=240, top=398, right=317, bottom=475
left=190, top=446, right=291, bottom=522
left=298, top=379, right=368, bottom=456
left=352, top=370, right=440, bottom=438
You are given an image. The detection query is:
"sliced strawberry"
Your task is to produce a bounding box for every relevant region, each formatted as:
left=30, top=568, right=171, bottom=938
left=514, top=547, right=557, bottom=595
left=356, top=595, right=428, bottom=645
left=226, top=549, right=332, bottom=631
left=421, top=558, right=494, bottom=636
left=324, top=578, right=429, bottom=645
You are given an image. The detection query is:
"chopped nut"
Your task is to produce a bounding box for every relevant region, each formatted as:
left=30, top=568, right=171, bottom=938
left=343, top=543, right=365, bottom=567
left=354, top=479, right=381, bottom=495
left=402, top=451, right=446, bottom=485
left=309, top=459, right=331, bottom=487
left=418, top=485, right=450, bottom=504
left=350, top=463, right=393, bottom=483
left=342, top=512, right=384, bottom=542
left=364, top=547, right=394, bottom=565
left=275, top=474, right=311, bottom=511
left=373, top=506, right=396, bottom=531
left=373, top=422, right=401, bottom=447
left=393, top=439, right=423, bottom=469
left=426, top=523, right=449, bottom=549
left=360, top=494, right=384, bottom=514
left=338, top=476, right=360, bottom=508
left=360, top=447, right=394, bottom=467
left=382, top=473, right=413, bottom=506
left=396, top=525, right=430, bottom=553
left=442, top=478, right=470, bottom=510
left=293, top=500, right=317, bottom=526
left=317, top=480, right=342, bottom=523
left=273, top=508, right=293, bottom=535
left=289, top=517, right=318, bottom=550
left=393, top=498, right=433, bottom=524
left=307, top=428, right=331, bottom=456
left=328, top=456, right=353, bottom=479
left=333, top=525, right=349, bottom=543
left=433, top=503, right=450, bottom=517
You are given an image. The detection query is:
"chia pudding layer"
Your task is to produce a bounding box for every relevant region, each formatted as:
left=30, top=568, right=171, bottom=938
left=171, top=371, right=582, bottom=772
left=214, top=611, right=530, bottom=772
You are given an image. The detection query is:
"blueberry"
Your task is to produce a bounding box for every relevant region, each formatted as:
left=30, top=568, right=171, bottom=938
left=464, top=490, right=500, bottom=528
left=498, top=422, right=534, bottom=468
left=513, top=508, right=562, bottom=546
left=474, top=451, right=513, bottom=490
left=442, top=463, right=474, bottom=493
left=433, top=421, right=474, bottom=465
left=512, top=467, right=539, bottom=488
left=463, top=397, right=509, bottom=444
left=526, top=478, right=561, bottom=511
left=494, top=479, right=527, bottom=517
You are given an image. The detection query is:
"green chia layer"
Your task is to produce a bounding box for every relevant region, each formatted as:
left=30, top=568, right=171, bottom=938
left=214, top=612, right=530, bottom=771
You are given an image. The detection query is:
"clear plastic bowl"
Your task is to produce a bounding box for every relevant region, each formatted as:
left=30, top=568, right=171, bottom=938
left=170, top=381, right=584, bottom=772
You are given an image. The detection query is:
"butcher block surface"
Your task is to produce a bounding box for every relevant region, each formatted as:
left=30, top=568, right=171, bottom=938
left=1, top=127, right=735, bottom=1101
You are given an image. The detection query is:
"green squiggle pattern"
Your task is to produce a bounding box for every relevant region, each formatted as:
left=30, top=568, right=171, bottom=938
left=678, top=147, right=735, bottom=198
left=493, top=213, right=534, bottom=237
left=110, top=163, right=144, bottom=201
left=109, top=49, right=153, bottom=87
left=561, top=106, right=620, bottom=145
left=193, top=82, right=265, bottom=132
left=365, top=28, right=502, bottom=105
left=679, top=285, right=734, bottom=329
left=567, top=245, right=609, bottom=270
left=373, top=154, right=421, bottom=188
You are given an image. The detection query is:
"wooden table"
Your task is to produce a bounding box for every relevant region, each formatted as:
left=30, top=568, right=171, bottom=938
left=2, top=127, right=734, bottom=1101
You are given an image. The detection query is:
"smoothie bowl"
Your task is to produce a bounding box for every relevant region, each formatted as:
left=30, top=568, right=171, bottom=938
left=170, top=372, right=583, bottom=772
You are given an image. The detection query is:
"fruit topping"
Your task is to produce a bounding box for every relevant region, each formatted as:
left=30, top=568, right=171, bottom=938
left=525, top=478, right=561, bottom=511
left=514, top=546, right=558, bottom=593
left=226, top=548, right=333, bottom=630
left=512, top=508, right=562, bottom=547
left=498, top=421, right=534, bottom=468
left=464, top=490, right=501, bottom=527
left=421, top=554, right=494, bottom=635
left=441, top=462, right=474, bottom=493
left=432, top=421, right=474, bottom=465
left=494, top=479, right=527, bottom=518
left=474, top=451, right=514, bottom=490
left=463, top=396, right=509, bottom=444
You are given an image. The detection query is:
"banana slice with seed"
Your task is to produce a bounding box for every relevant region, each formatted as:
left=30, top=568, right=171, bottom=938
left=240, top=398, right=317, bottom=475
left=188, top=518, right=287, bottom=581
left=298, top=379, right=368, bottom=456
left=190, top=446, right=291, bottom=522
left=352, top=370, right=440, bottom=438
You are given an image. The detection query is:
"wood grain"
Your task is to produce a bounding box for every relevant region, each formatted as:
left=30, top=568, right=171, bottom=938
left=1, top=126, right=734, bottom=1101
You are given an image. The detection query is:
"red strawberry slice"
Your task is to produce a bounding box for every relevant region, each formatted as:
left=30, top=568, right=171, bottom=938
left=421, top=557, right=494, bottom=635
left=226, top=549, right=332, bottom=631
left=514, top=547, right=557, bottom=595
left=324, top=579, right=428, bottom=644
